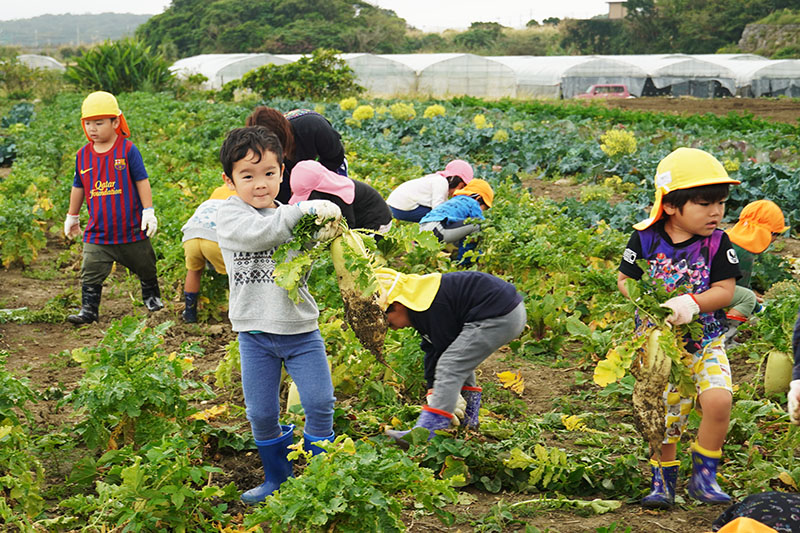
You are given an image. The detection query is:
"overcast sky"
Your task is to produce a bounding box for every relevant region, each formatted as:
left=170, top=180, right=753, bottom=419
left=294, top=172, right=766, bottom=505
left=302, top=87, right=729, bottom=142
left=0, top=1, right=608, bottom=30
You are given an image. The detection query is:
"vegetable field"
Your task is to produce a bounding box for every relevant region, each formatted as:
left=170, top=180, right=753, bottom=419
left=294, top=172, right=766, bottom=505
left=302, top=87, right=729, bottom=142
left=1, top=92, right=799, bottom=532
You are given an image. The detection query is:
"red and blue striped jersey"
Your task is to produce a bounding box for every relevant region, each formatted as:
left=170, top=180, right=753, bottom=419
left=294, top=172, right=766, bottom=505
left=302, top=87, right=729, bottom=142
left=73, top=136, right=149, bottom=245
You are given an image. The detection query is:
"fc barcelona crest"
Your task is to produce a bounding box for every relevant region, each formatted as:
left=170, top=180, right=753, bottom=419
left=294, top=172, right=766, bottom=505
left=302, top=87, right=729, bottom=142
left=114, top=158, right=127, bottom=170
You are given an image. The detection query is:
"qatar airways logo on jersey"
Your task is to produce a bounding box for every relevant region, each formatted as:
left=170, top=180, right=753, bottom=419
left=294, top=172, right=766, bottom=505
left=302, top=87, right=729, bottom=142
left=90, top=180, right=122, bottom=198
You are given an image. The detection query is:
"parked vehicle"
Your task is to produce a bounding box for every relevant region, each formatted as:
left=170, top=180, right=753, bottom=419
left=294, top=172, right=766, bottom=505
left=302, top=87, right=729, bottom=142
left=576, top=84, right=633, bottom=99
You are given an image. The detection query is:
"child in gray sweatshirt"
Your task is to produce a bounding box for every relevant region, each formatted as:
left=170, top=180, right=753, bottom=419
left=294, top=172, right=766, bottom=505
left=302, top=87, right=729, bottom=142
left=215, top=126, right=342, bottom=505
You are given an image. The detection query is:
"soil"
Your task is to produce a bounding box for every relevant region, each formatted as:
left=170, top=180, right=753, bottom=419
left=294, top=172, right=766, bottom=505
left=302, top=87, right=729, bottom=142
left=2, top=97, right=797, bottom=532
left=583, top=96, right=800, bottom=125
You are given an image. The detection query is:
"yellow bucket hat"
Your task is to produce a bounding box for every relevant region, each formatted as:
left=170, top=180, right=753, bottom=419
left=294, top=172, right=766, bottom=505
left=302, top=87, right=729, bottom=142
left=80, top=91, right=131, bottom=141
left=375, top=267, right=442, bottom=312
left=726, top=200, right=789, bottom=254
left=453, top=178, right=494, bottom=207
left=633, top=147, right=739, bottom=230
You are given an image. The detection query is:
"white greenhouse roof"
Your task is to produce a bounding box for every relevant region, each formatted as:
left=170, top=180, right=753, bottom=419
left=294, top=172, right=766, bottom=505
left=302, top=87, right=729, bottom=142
left=17, top=54, right=65, bottom=71
left=603, top=55, right=737, bottom=94
left=170, top=54, right=290, bottom=89
left=339, top=53, right=416, bottom=97
left=491, top=55, right=649, bottom=98
left=380, top=54, right=516, bottom=98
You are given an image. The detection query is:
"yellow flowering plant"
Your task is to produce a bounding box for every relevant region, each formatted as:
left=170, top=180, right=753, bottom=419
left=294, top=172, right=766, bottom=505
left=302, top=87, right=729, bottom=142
left=339, top=97, right=358, bottom=111
left=389, top=102, right=416, bottom=121
left=423, top=104, right=446, bottom=119
left=599, top=128, right=637, bottom=158
left=352, top=105, right=375, bottom=121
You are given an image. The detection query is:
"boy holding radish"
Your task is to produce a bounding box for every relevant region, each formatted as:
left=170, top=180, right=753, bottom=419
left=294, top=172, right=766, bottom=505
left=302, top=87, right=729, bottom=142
left=215, top=126, right=342, bottom=504
left=617, top=147, right=742, bottom=508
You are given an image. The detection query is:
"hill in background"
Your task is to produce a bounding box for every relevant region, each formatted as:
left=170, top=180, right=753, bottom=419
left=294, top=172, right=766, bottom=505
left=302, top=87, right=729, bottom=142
left=0, top=13, right=152, bottom=48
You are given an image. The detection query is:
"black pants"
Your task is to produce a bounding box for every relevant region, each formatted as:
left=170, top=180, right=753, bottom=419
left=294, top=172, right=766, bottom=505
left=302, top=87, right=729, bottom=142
left=81, top=240, right=158, bottom=286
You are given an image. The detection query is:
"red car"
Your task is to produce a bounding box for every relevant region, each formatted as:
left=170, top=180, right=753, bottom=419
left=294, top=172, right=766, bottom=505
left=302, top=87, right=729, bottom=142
left=576, top=84, right=633, bottom=99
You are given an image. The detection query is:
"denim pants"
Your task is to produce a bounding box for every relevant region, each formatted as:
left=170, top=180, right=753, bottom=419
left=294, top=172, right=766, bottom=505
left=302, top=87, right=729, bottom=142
left=390, top=205, right=431, bottom=222
left=239, top=330, right=335, bottom=441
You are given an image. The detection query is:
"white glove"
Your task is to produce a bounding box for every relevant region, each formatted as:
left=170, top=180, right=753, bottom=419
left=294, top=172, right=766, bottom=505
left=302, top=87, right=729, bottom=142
left=427, top=391, right=467, bottom=426
left=789, top=379, right=800, bottom=425
left=661, top=294, right=700, bottom=325
left=314, top=219, right=343, bottom=242
left=64, top=213, right=81, bottom=238
left=141, top=208, right=158, bottom=237
left=298, top=200, right=341, bottom=221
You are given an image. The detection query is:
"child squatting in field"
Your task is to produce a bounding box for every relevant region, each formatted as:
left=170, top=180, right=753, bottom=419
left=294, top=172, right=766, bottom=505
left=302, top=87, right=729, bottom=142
left=64, top=91, right=163, bottom=324
left=618, top=147, right=742, bottom=508
left=289, top=159, right=393, bottom=233
left=377, top=268, right=526, bottom=445
left=722, top=199, right=789, bottom=345
left=386, top=159, right=474, bottom=222
left=179, top=185, right=236, bottom=323
left=418, top=178, right=494, bottom=262
left=214, top=126, right=343, bottom=504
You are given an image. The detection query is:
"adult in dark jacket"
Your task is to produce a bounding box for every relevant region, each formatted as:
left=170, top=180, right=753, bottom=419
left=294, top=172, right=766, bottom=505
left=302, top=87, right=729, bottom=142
left=246, top=106, right=346, bottom=204
left=289, top=160, right=392, bottom=233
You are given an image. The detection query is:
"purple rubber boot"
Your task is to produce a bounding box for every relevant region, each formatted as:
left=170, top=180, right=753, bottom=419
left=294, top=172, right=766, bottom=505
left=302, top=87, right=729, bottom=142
left=386, top=406, right=453, bottom=449
left=641, top=460, right=679, bottom=509
left=687, top=442, right=731, bottom=504
left=461, top=386, right=482, bottom=429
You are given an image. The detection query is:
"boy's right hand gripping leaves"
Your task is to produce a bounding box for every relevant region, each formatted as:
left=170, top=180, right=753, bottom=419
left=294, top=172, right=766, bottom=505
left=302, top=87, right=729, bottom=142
left=64, top=214, right=81, bottom=238
left=660, top=294, right=699, bottom=325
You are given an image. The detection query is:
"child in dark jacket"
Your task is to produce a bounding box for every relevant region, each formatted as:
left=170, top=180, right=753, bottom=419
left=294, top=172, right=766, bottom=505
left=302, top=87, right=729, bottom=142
left=289, top=160, right=392, bottom=233
left=375, top=268, right=526, bottom=446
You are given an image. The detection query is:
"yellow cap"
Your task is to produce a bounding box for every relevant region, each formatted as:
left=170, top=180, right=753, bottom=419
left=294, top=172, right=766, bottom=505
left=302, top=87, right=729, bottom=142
left=375, top=267, right=442, bottom=311
left=726, top=200, right=789, bottom=254
left=80, top=91, right=130, bottom=141
left=633, top=148, right=739, bottom=230
left=453, top=178, right=494, bottom=207
left=209, top=185, right=237, bottom=200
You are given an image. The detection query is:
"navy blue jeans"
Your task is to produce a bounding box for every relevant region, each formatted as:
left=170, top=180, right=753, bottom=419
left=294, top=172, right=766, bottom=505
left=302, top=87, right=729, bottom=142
left=390, top=205, right=431, bottom=222
left=239, top=330, right=335, bottom=441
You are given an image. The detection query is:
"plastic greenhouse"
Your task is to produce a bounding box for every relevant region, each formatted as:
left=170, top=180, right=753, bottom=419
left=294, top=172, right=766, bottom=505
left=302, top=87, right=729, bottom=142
left=382, top=54, right=517, bottom=98
left=609, top=55, right=737, bottom=97
left=17, top=54, right=65, bottom=71
left=694, top=55, right=800, bottom=97
left=169, top=54, right=290, bottom=90
left=491, top=55, right=649, bottom=98
left=339, top=53, right=416, bottom=97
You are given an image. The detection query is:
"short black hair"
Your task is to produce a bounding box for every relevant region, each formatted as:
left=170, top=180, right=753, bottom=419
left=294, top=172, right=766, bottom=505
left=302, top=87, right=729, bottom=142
left=446, top=175, right=464, bottom=189
left=662, top=183, right=729, bottom=211
left=219, top=126, right=283, bottom=178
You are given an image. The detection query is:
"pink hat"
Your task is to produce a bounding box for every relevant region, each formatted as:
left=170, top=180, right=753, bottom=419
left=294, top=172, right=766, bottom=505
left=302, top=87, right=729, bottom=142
left=289, top=160, right=355, bottom=204
left=437, top=159, right=473, bottom=184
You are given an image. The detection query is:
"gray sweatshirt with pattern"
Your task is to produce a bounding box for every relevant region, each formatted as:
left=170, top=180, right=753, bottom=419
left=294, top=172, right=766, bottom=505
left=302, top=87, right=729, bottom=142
left=216, top=196, right=319, bottom=334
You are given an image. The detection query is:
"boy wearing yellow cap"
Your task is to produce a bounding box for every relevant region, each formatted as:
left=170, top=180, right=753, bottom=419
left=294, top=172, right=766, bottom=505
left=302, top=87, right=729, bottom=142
left=722, top=200, right=789, bottom=343
left=618, top=147, right=742, bottom=508
left=419, top=178, right=494, bottom=262
left=64, top=91, right=162, bottom=324
left=376, top=268, right=526, bottom=445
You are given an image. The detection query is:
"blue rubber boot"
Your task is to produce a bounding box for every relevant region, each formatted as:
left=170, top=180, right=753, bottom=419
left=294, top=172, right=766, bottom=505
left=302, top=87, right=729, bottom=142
left=461, top=386, right=482, bottom=430
left=303, top=430, right=335, bottom=456
left=641, top=459, right=680, bottom=509
left=386, top=406, right=453, bottom=448
left=182, top=291, right=198, bottom=323
left=241, top=424, right=295, bottom=505
left=687, top=442, right=731, bottom=503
